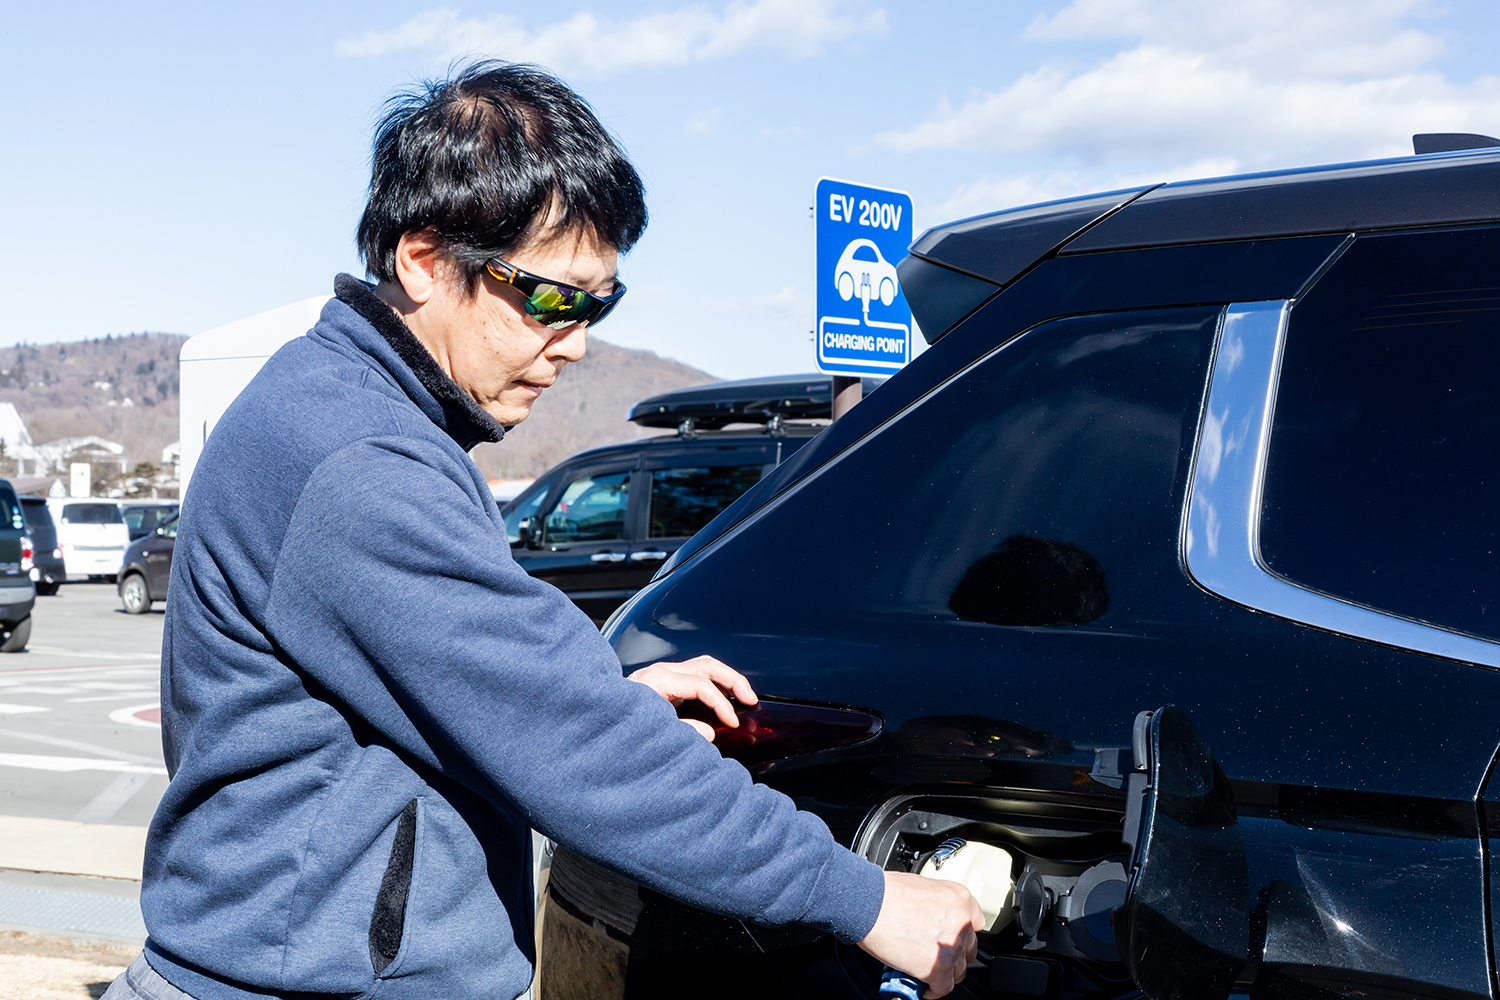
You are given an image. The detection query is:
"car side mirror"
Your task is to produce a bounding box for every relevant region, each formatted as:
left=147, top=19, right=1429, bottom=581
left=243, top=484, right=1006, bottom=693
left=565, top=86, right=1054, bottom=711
left=518, top=518, right=542, bottom=549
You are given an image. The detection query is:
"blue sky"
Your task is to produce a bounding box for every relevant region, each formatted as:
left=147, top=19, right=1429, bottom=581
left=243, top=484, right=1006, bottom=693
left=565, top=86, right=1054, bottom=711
left=5, top=0, right=1500, bottom=378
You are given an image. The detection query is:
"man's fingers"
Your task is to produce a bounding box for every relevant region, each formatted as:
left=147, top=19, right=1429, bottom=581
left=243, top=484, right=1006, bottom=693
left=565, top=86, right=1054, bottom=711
left=676, top=655, right=760, bottom=706
left=704, top=659, right=759, bottom=705
left=688, top=676, right=739, bottom=728
left=682, top=718, right=715, bottom=741
left=922, top=966, right=956, bottom=999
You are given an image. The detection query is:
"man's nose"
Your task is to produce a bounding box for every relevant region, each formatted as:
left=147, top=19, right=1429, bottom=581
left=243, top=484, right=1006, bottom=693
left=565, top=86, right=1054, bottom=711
left=546, top=323, right=588, bottom=363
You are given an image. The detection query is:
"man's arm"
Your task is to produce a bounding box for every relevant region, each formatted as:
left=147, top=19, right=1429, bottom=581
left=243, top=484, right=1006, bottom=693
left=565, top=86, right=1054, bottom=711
left=264, top=437, right=883, bottom=942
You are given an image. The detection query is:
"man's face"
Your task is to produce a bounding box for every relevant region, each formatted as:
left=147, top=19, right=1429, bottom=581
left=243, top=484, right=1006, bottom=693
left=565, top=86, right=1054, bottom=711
left=410, top=230, right=619, bottom=427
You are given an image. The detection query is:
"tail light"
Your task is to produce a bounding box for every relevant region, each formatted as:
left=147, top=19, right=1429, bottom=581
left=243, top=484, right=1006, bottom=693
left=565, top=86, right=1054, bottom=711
left=679, top=695, right=882, bottom=766
left=20, top=536, right=32, bottom=573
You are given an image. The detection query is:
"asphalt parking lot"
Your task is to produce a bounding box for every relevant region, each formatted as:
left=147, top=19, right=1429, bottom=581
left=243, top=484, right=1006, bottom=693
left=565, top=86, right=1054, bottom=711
left=0, top=582, right=166, bottom=829
left=0, top=580, right=163, bottom=947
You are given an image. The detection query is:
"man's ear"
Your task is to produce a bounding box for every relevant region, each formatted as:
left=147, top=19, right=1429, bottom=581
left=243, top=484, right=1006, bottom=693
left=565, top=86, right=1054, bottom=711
left=392, top=229, right=445, bottom=306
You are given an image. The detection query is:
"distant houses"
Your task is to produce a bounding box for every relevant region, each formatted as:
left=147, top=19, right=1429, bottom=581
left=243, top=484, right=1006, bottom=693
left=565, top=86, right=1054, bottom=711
left=0, top=402, right=178, bottom=497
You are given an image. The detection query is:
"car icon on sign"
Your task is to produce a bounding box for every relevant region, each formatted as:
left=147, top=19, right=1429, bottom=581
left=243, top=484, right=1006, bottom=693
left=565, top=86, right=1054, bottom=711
left=835, top=239, right=899, bottom=307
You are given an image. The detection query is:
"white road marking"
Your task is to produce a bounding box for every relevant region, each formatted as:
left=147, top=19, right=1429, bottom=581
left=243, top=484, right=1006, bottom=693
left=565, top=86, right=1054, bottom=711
left=67, top=691, right=160, bottom=702
left=108, top=703, right=161, bottom=729
left=0, top=703, right=47, bottom=714
left=0, top=752, right=166, bottom=775
left=0, top=726, right=161, bottom=765
left=73, top=771, right=156, bottom=823
left=22, top=647, right=161, bottom=660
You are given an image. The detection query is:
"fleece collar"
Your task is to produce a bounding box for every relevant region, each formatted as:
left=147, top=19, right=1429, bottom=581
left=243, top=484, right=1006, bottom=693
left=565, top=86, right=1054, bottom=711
left=333, top=274, right=507, bottom=448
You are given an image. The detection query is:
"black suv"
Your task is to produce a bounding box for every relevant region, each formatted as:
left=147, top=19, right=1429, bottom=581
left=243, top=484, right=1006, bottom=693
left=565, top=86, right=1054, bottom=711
left=19, top=496, right=65, bottom=596
left=502, top=374, right=874, bottom=622
left=539, top=141, right=1500, bottom=1000
left=0, top=483, right=36, bottom=651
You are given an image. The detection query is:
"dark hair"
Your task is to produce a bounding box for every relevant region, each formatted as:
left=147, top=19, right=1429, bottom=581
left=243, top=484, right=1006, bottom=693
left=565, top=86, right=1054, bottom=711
left=356, top=61, right=647, bottom=292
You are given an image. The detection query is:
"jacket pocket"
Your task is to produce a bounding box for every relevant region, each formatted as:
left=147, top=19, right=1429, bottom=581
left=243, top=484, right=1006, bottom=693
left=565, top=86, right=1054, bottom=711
left=368, top=798, right=418, bottom=974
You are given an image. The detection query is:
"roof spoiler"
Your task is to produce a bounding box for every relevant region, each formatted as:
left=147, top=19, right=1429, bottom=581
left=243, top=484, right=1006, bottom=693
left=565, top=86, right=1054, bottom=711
left=1413, top=133, right=1500, bottom=154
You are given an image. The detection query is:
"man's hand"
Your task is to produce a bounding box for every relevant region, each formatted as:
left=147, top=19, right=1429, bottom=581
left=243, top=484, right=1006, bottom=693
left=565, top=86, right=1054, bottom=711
left=627, top=655, right=759, bottom=741
left=859, top=871, right=984, bottom=999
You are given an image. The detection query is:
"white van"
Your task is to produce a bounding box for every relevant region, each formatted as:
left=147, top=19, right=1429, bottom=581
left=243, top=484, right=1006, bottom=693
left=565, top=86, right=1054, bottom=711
left=48, top=499, right=131, bottom=580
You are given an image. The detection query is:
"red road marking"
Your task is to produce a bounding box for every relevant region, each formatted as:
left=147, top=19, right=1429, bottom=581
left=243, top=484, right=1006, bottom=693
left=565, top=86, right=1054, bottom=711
left=135, top=707, right=161, bottom=724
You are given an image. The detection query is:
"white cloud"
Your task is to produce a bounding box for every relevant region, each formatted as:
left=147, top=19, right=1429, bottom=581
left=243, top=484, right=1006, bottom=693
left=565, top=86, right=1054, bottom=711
left=929, top=157, right=1238, bottom=221
left=880, top=0, right=1500, bottom=173
left=685, top=108, right=723, bottom=135
left=336, top=1, right=887, bottom=75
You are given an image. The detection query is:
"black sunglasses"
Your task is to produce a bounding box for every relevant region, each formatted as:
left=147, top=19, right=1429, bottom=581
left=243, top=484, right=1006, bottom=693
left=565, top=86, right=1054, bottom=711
left=484, top=258, right=626, bottom=329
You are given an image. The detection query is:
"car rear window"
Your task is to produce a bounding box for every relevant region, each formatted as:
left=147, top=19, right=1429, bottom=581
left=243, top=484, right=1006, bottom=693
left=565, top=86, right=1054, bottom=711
left=20, top=499, right=53, bottom=530
left=1261, top=227, right=1500, bottom=642
left=63, top=503, right=124, bottom=525
left=657, top=306, right=1219, bottom=629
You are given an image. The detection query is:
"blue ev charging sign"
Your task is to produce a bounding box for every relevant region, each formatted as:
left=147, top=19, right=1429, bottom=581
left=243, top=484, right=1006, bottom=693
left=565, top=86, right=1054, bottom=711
left=815, top=177, right=913, bottom=377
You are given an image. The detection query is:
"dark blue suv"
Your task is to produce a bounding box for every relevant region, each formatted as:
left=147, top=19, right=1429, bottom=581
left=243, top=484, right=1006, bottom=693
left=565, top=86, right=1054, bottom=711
left=537, top=140, right=1500, bottom=1000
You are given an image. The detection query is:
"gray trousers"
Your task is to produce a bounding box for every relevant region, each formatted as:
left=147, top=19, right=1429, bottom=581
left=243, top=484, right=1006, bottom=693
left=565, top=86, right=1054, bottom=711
left=102, top=954, right=197, bottom=1000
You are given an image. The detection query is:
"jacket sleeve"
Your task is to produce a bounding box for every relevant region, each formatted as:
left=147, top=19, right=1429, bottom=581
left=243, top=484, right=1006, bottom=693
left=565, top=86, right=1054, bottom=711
left=261, top=435, right=884, bottom=943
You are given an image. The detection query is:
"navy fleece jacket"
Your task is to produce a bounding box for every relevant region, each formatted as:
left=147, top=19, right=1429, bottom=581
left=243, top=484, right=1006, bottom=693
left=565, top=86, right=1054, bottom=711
left=141, top=277, right=884, bottom=1000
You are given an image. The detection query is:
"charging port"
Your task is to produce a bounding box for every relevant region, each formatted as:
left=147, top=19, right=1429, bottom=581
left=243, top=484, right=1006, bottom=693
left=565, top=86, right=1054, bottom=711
left=848, top=794, right=1138, bottom=1000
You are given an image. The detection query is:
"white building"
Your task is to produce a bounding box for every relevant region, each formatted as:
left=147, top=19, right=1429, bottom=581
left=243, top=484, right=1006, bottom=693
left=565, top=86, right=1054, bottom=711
left=0, top=403, right=126, bottom=477
left=179, top=296, right=330, bottom=494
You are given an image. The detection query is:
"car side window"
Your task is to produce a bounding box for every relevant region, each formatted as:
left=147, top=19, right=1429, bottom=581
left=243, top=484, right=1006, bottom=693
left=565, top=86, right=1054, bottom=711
left=660, top=307, right=1219, bottom=629
left=1261, top=226, right=1500, bottom=642
left=161, top=516, right=179, bottom=540
left=648, top=466, right=764, bottom=539
left=542, top=471, right=631, bottom=546
left=505, top=478, right=556, bottom=546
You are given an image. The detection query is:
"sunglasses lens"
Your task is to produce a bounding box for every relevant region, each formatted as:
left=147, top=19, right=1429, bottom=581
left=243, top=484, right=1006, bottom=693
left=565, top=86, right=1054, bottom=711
left=525, top=283, right=594, bottom=328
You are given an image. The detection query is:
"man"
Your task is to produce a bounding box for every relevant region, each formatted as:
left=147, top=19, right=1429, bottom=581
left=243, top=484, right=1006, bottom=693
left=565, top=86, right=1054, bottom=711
left=105, top=62, right=980, bottom=1000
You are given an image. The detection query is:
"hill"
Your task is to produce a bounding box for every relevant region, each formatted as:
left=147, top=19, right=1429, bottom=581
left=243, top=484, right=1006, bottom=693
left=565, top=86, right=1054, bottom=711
left=0, top=333, right=185, bottom=473
left=0, top=330, right=718, bottom=483
left=470, top=337, right=717, bottom=480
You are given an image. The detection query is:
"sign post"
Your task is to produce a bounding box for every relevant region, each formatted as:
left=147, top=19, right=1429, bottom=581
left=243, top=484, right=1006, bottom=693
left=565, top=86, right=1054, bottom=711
left=814, top=177, right=913, bottom=416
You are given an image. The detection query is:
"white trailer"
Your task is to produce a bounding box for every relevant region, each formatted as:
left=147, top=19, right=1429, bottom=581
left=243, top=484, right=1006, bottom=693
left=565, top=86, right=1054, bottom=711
left=178, top=296, right=330, bottom=496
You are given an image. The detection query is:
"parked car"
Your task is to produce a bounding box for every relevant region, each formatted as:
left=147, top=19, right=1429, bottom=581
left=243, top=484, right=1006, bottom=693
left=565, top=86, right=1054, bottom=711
left=0, top=482, right=36, bottom=651
left=19, top=497, right=65, bottom=595
left=47, top=499, right=130, bottom=581
left=539, top=138, right=1500, bottom=1000
left=118, top=511, right=176, bottom=614
left=121, top=502, right=179, bottom=541
left=501, top=374, right=874, bottom=623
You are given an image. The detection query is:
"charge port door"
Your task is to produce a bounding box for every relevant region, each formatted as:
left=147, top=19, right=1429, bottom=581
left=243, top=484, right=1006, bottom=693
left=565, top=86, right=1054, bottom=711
left=1117, top=705, right=1250, bottom=1000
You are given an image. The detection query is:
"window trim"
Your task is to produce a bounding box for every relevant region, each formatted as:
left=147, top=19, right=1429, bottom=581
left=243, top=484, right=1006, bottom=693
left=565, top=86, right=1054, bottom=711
left=1182, top=300, right=1500, bottom=668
